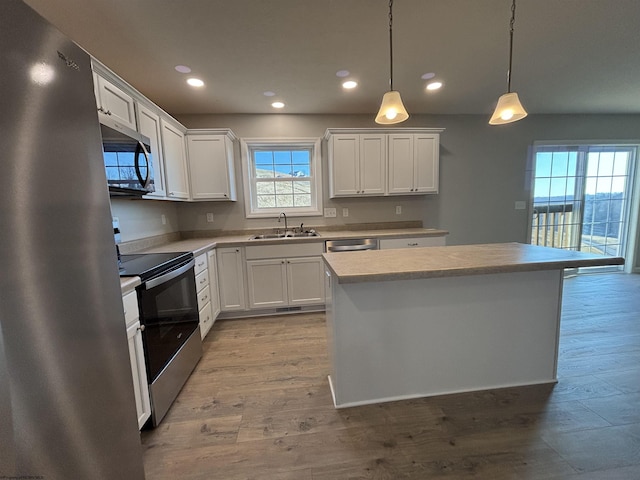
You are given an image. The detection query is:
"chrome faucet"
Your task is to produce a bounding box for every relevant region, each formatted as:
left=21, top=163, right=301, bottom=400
left=278, top=212, right=288, bottom=234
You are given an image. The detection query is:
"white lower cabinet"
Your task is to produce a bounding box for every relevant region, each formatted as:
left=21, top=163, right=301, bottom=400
left=217, top=247, right=247, bottom=311
left=245, top=243, right=325, bottom=309
left=379, top=235, right=446, bottom=249
left=122, top=291, right=151, bottom=430
left=194, top=253, right=215, bottom=339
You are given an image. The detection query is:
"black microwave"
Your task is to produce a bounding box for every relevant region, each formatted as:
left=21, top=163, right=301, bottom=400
left=100, top=117, right=155, bottom=196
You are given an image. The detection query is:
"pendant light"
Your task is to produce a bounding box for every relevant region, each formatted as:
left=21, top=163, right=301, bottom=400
left=375, top=0, right=409, bottom=124
left=489, top=0, right=528, bottom=125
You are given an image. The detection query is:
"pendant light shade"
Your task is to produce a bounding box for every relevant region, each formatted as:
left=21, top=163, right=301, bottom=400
left=375, top=0, right=409, bottom=125
left=489, top=0, right=527, bottom=125
left=489, top=92, right=527, bottom=125
left=375, top=90, right=409, bottom=124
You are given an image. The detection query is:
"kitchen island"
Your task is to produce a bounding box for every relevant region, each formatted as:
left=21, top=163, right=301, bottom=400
left=323, top=242, right=624, bottom=408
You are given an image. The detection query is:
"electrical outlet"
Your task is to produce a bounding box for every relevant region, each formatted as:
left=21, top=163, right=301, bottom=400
left=342, top=208, right=349, bottom=217
left=161, top=214, right=167, bottom=225
left=206, top=212, right=214, bottom=223
left=395, top=205, right=402, bottom=215
left=515, top=201, right=527, bottom=210
left=324, top=208, right=337, bottom=218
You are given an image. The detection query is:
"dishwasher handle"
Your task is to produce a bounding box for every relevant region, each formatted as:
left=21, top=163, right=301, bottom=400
left=327, top=244, right=377, bottom=252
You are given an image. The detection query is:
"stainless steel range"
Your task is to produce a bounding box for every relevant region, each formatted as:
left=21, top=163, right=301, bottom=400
left=120, top=251, right=202, bottom=426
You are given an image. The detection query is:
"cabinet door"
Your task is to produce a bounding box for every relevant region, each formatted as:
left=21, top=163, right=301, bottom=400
left=360, top=134, right=386, bottom=195
left=414, top=134, right=439, bottom=193
left=217, top=247, right=247, bottom=311
left=329, top=135, right=359, bottom=197
left=187, top=134, right=237, bottom=201
left=95, top=75, right=137, bottom=130
left=161, top=119, right=189, bottom=199
left=126, top=321, right=151, bottom=429
left=207, top=250, right=221, bottom=319
left=387, top=134, right=415, bottom=194
left=247, top=259, right=288, bottom=308
left=137, top=104, right=167, bottom=198
left=286, top=256, right=325, bottom=305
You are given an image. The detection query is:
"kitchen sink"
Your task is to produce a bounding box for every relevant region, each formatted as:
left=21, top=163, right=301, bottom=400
left=249, top=234, right=286, bottom=240
left=249, top=231, right=320, bottom=240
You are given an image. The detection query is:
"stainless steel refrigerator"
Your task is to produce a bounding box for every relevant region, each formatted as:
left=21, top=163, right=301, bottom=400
left=0, top=1, right=146, bottom=478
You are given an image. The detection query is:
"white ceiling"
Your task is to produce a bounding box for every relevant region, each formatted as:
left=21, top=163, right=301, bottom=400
left=23, top=0, right=640, bottom=118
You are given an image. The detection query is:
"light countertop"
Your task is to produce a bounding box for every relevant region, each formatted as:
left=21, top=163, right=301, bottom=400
left=323, top=242, right=625, bottom=284
left=120, top=275, right=141, bottom=295
left=131, top=228, right=449, bottom=256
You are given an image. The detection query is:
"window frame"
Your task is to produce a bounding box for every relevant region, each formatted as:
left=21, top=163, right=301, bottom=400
left=240, top=137, right=323, bottom=218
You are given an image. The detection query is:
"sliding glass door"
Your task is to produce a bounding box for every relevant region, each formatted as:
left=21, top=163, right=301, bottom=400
left=530, top=144, right=636, bottom=271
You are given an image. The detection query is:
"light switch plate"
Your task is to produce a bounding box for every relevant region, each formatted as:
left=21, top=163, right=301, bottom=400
left=395, top=205, right=402, bottom=215
left=206, top=212, right=214, bottom=223
left=342, top=208, right=349, bottom=217
left=324, top=208, right=337, bottom=218
left=515, top=201, right=527, bottom=210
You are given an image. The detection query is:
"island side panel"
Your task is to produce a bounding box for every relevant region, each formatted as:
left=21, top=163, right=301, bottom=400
left=328, top=269, right=563, bottom=408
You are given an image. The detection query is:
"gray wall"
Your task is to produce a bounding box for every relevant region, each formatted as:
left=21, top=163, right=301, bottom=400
left=111, top=113, right=640, bottom=265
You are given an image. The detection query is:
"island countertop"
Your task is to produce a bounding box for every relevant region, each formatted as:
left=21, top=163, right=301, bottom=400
left=323, top=242, right=624, bottom=284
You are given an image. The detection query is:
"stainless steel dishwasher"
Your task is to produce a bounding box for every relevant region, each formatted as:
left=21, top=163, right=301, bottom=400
left=324, top=238, right=379, bottom=252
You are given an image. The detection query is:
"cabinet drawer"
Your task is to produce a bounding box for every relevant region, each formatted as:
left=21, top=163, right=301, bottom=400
left=122, top=291, right=139, bottom=327
left=379, top=236, right=446, bottom=249
left=195, top=269, right=209, bottom=292
left=194, top=253, right=208, bottom=275
left=199, top=301, right=213, bottom=339
left=245, top=242, right=323, bottom=260
left=197, top=286, right=211, bottom=311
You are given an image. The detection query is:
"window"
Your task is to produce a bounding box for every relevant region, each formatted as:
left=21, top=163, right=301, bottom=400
left=241, top=138, right=322, bottom=217
left=530, top=142, right=638, bottom=272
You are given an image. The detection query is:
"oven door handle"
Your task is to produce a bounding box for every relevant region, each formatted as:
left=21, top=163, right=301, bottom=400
left=143, top=259, right=195, bottom=290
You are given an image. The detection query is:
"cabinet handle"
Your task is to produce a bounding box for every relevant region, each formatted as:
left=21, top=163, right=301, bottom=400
left=408, top=243, right=419, bottom=246
left=137, top=325, right=145, bottom=332
left=281, top=260, right=285, bottom=264
left=235, top=249, right=240, bottom=253
left=169, top=192, right=175, bottom=196
left=98, top=106, right=105, bottom=113
left=202, top=294, right=208, bottom=301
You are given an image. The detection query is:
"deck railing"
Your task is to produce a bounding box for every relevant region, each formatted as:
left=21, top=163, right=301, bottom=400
left=531, top=204, right=577, bottom=249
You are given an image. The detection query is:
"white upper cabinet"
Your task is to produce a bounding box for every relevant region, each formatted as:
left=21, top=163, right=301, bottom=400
left=388, top=133, right=440, bottom=195
left=137, top=103, right=167, bottom=198
left=327, top=134, right=386, bottom=197
left=325, top=128, right=443, bottom=197
left=93, top=73, right=137, bottom=130
left=186, top=131, right=238, bottom=201
left=160, top=119, right=190, bottom=200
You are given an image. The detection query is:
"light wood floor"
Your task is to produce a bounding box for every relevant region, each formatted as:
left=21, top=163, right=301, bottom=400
left=141, top=273, right=640, bottom=479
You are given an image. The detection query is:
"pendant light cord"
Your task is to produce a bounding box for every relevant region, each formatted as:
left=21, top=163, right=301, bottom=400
left=506, top=0, right=516, bottom=93
left=388, top=0, right=394, bottom=91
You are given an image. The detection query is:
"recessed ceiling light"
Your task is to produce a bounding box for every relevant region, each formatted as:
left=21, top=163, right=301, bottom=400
left=271, top=101, right=285, bottom=109
left=421, top=72, right=436, bottom=80
left=336, top=70, right=350, bottom=78
left=263, top=91, right=276, bottom=97
left=342, top=80, right=358, bottom=89
left=186, top=78, right=204, bottom=87
left=175, top=65, right=192, bottom=73
left=426, top=81, right=443, bottom=91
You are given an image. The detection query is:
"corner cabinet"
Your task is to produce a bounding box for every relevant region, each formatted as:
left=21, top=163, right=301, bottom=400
left=186, top=131, right=238, bottom=201
left=324, top=128, right=444, bottom=198
left=160, top=119, right=190, bottom=200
